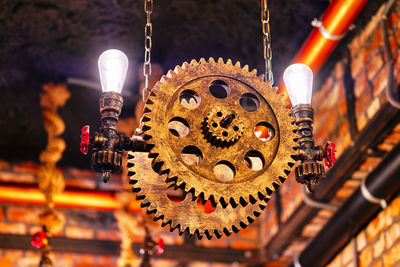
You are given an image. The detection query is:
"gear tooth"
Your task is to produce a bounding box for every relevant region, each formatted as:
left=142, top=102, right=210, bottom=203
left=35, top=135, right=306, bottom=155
left=190, top=59, right=198, bottom=66
left=226, top=59, right=233, bottom=65
left=166, top=70, right=174, bottom=78
left=214, top=230, right=222, bottom=239
left=182, top=61, right=190, bottom=69
left=223, top=228, right=232, bottom=237
left=217, top=57, right=224, bottom=64
left=205, top=230, right=213, bottom=240
left=174, top=65, right=182, bottom=73
left=160, top=75, right=168, bottom=83
left=133, top=57, right=298, bottom=233
left=247, top=216, right=254, bottom=224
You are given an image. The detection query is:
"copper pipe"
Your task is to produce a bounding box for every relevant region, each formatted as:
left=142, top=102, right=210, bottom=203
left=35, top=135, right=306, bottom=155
left=294, top=0, right=368, bottom=71
left=0, top=185, right=141, bottom=212
left=279, top=0, right=368, bottom=96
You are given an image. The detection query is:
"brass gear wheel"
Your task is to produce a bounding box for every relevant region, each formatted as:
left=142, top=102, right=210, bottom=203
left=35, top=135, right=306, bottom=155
left=140, top=58, right=297, bottom=206
left=201, top=106, right=245, bottom=147
left=128, top=151, right=268, bottom=239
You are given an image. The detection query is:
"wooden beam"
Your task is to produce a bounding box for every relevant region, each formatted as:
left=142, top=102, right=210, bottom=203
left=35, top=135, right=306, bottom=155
left=0, top=234, right=262, bottom=264
left=0, top=185, right=141, bottom=212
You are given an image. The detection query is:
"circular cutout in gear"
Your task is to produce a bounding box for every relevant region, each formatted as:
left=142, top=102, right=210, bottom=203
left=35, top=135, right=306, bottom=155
left=128, top=152, right=268, bottom=239
left=140, top=58, right=297, bottom=207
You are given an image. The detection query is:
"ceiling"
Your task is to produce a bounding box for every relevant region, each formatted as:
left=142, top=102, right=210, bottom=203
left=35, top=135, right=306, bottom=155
left=0, top=0, right=385, bottom=167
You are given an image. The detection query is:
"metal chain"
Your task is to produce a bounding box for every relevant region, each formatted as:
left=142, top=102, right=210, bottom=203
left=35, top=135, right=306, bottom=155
left=143, top=0, right=153, bottom=100
left=261, top=0, right=273, bottom=84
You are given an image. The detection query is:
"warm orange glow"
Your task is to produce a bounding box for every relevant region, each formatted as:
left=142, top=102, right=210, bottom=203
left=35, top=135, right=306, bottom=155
left=197, top=199, right=216, bottom=214
left=293, top=0, right=368, bottom=73
left=279, top=0, right=368, bottom=100
left=0, top=185, right=141, bottom=212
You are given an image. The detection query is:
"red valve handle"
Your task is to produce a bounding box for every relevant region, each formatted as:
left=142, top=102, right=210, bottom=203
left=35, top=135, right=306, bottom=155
left=80, top=125, right=90, bottom=154
left=156, top=238, right=164, bottom=255
left=324, top=141, right=336, bottom=168
left=31, top=231, right=48, bottom=248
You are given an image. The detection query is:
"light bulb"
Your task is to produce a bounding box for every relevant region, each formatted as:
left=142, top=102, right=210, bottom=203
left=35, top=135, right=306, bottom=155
left=98, top=49, right=129, bottom=94
left=283, top=63, right=313, bottom=106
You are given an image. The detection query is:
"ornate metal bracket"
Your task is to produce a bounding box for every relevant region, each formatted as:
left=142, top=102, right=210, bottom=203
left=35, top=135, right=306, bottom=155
left=80, top=92, right=148, bottom=183
left=292, top=104, right=336, bottom=192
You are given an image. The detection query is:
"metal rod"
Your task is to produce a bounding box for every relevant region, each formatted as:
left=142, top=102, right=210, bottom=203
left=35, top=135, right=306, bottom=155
left=293, top=143, right=400, bottom=267
left=381, top=0, right=400, bottom=109
left=263, top=101, right=400, bottom=260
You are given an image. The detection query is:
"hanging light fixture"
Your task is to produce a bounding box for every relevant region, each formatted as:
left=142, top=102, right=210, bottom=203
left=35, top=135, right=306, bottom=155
left=284, top=63, right=336, bottom=191
left=80, top=49, right=148, bottom=183
left=79, top=0, right=337, bottom=239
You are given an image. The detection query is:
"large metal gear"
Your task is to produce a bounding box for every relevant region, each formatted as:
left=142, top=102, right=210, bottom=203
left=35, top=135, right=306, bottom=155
left=139, top=58, right=297, bottom=207
left=128, top=152, right=268, bottom=239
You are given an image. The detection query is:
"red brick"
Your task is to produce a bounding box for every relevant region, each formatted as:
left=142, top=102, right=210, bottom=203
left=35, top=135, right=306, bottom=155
left=231, top=239, right=256, bottom=250
left=354, top=70, right=368, bottom=98
left=198, top=236, right=229, bottom=248
left=0, top=160, right=11, bottom=171
left=0, top=222, right=27, bottom=235
left=96, top=255, right=116, bottom=265
left=96, top=229, right=121, bottom=241
left=4, top=249, right=24, bottom=258
left=355, top=87, right=372, bottom=117
left=366, top=215, right=386, bottom=242
left=341, top=242, right=354, bottom=265
left=13, top=162, right=40, bottom=174
left=351, top=48, right=369, bottom=78
left=0, top=257, right=13, bottom=267
left=383, top=242, right=400, bottom=267
left=65, top=226, right=94, bottom=239
left=28, top=225, right=43, bottom=235
left=67, top=168, right=97, bottom=179
left=367, top=51, right=384, bottom=81
left=357, top=113, right=368, bottom=132
left=385, top=221, right=400, bottom=249
left=237, top=224, right=258, bottom=241
left=0, top=171, right=36, bottom=183
left=359, top=246, right=373, bottom=267
left=7, top=206, right=41, bottom=224
left=357, top=231, right=367, bottom=252
left=373, top=233, right=386, bottom=259
left=387, top=196, right=400, bottom=219
left=64, top=178, right=96, bottom=190
left=372, top=66, right=388, bottom=96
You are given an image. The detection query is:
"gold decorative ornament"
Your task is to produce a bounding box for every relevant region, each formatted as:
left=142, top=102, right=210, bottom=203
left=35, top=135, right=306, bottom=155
left=128, top=151, right=268, bottom=239
left=138, top=58, right=297, bottom=207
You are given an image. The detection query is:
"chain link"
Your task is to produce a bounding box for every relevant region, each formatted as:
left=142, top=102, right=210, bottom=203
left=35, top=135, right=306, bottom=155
left=143, top=0, right=153, bottom=100
left=261, top=0, right=273, bottom=84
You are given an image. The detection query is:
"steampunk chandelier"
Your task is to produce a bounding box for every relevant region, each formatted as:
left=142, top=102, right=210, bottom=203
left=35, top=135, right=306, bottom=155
left=80, top=0, right=336, bottom=239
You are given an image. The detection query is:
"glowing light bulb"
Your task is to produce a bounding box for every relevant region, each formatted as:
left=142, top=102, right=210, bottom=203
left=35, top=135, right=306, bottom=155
left=283, top=63, right=313, bottom=106
left=98, top=49, right=129, bottom=94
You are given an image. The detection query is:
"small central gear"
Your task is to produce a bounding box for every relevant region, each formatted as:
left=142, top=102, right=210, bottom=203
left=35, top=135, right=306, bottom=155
left=201, top=107, right=245, bottom=147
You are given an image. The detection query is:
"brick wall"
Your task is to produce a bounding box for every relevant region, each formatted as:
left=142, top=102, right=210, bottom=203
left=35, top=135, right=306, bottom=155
left=0, top=160, right=261, bottom=267
left=258, top=2, right=400, bottom=265
left=327, top=196, right=400, bottom=267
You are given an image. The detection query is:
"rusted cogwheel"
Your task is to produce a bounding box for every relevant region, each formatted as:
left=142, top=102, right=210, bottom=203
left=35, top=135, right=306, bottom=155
left=128, top=151, right=268, bottom=239
left=139, top=58, right=297, bottom=206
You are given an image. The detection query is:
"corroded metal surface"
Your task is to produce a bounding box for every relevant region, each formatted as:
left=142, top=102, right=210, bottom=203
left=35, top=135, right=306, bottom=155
left=128, top=151, right=268, bottom=239
left=138, top=58, right=297, bottom=207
